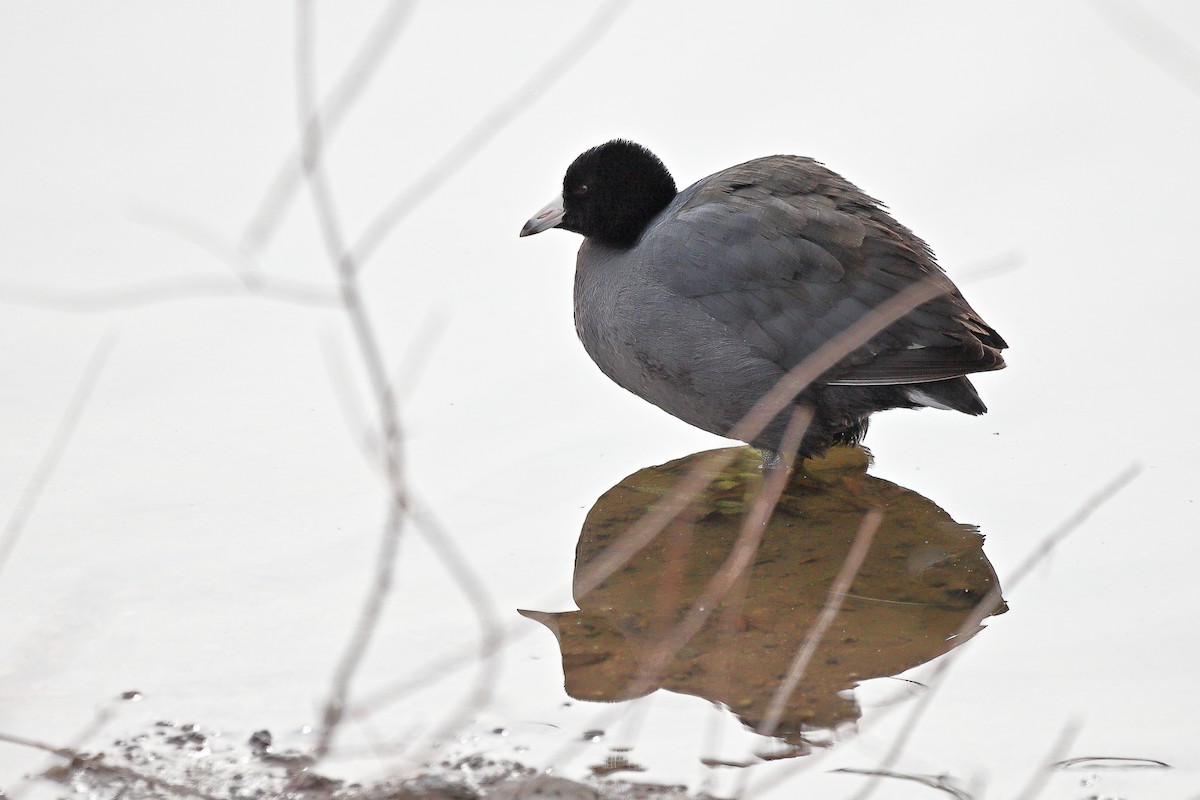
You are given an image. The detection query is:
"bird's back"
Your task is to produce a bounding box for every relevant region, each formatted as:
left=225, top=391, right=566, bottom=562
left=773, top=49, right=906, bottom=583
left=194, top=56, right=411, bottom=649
left=644, top=156, right=1006, bottom=385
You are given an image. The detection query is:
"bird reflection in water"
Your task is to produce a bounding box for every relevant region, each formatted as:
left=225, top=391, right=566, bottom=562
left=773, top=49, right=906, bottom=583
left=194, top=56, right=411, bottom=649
left=520, top=445, right=1006, bottom=757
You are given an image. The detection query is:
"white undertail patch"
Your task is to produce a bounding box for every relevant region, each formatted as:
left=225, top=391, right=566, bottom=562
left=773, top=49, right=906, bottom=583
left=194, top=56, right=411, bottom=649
left=905, top=388, right=955, bottom=411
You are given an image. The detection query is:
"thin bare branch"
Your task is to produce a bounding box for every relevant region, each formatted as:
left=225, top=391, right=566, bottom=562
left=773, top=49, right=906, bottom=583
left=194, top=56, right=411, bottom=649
left=0, top=275, right=338, bottom=313
left=620, top=407, right=811, bottom=701
left=572, top=449, right=743, bottom=600
left=1089, top=0, right=1200, bottom=98
left=726, top=277, right=948, bottom=446
left=294, top=3, right=402, bottom=470
left=749, top=464, right=1141, bottom=799
left=240, top=0, right=419, bottom=255
left=0, top=731, right=222, bottom=800
left=1005, top=466, right=1141, bottom=585
left=317, top=331, right=378, bottom=461
left=128, top=205, right=340, bottom=305
left=8, top=703, right=120, bottom=800
left=388, top=310, right=447, bottom=405
left=0, top=334, right=116, bottom=580
left=348, top=0, right=633, bottom=271
left=294, top=0, right=501, bottom=761
left=395, top=500, right=505, bottom=755
left=128, top=205, right=260, bottom=279
left=845, top=467, right=1140, bottom=800
left=0, top=731, right=74, bottom=760
left=315, top=502, right=405, bottom=761
left=293, top=0, right=411, bottom=759
left=757, top=507, right=882, bottom=739
left=520, top=410, right=813, bottom=777
left=1012, top=720, right=1081, bottom=800
left=351, top=271, right=957, bottom=716
left=572, top=275, right=949, bottom=606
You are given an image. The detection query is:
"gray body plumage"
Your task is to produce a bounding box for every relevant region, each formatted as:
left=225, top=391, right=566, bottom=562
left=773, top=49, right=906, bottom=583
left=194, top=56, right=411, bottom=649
left=571, top=155, right=1006, bottom=455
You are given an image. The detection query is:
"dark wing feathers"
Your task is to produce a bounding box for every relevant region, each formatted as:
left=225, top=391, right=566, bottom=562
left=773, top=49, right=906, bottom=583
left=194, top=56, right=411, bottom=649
left=647, top=156, right=1006, bottom=385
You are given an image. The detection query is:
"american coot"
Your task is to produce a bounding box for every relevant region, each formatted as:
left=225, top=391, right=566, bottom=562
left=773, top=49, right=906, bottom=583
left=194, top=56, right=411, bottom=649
left=520, top=140, right=1007, bottom=458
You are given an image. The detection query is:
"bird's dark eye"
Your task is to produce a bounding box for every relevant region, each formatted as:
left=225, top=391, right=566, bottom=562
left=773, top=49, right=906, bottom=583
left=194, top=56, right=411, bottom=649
left=573, top=184, right=589, bottom=196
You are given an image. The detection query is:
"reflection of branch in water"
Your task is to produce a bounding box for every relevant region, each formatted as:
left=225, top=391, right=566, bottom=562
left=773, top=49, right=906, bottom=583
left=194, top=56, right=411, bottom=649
left=833, top=767, right=972, bottom=800
left=0, top=334, right=116, bottom=581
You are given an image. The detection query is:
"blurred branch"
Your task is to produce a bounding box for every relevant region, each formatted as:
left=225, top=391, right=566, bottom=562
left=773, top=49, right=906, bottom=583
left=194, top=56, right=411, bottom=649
left=0, top=274, right=338, bottom=313
left=130, top=205, right=259, bottom=279
left=0, top=207, right=340, bottom=316
left=129, top=204, right=340, bottom=304
left=354, top=280, right=974, bottom=774
left=0, top=730, right=221, bottom=800
left=293, top=0, right=500, bottom=761
left=571, top=276, right=949, bottom=607
left=0, top=731, right=77, bottom=761
left=385, top=501, right=505, bottom=763
left=541, top=408, right=813, bottom=773
left=388, top=309, right=447, bottom=405
left=750, top=464, right=1141, bottom=799
left=1089, top=0, right=1200, bottom=98
left=844, top=466, right=1141, bottom=800
left=317, top=331, right=378, bottom=460
left=240, top=0, right=420, bottom=256
left=293, top=0, right=408, bottom=760
left=0, top=334, right=116, bottom=581
left=757, top=506, right=882, bottom=739
left=726, top=278, right=948, bottom=447
left=1012, top=721, right=1081, bottom=800
left=622, top=408, right=812, bottom=700
left=8, top=703, right=120, bottom=800
left=316, top=309, right=448, bottom=472
left=352, top=273, right=955, bottom=716
left=348, top=0, right=633, bottom=271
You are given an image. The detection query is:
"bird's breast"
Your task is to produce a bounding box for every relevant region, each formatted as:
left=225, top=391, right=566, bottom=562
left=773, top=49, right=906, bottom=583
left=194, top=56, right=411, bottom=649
left=572, top=243, right=780, bottom=438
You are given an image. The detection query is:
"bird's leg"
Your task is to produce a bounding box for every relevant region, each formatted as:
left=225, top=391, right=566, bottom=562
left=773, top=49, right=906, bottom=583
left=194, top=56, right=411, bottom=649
left=758, top=448, right=784, bottom=472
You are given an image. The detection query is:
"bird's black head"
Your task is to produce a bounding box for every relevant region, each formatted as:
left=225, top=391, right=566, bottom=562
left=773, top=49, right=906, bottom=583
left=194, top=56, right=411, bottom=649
left=560, top=140, right=677, bottom=247
left=517, top=140, right=677, bottom=248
